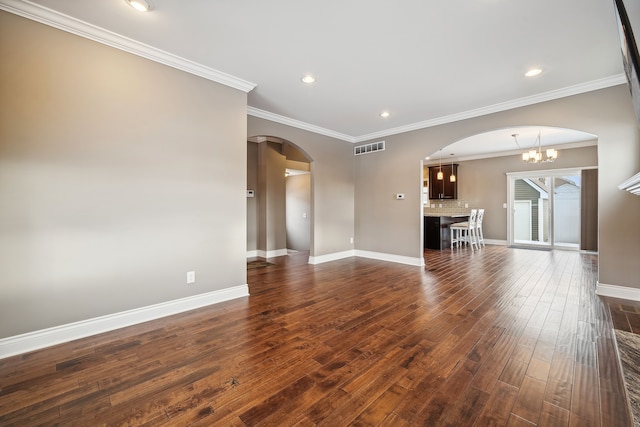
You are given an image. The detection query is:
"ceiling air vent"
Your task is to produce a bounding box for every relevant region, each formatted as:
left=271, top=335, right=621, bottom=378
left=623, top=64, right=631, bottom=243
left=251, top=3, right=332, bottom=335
left=354, top=141, right=385, bottom=156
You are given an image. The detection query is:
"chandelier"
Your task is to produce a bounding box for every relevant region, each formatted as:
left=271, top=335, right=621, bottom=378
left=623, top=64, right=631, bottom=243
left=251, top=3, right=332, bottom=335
left=512, top=132, right=558, bottom=164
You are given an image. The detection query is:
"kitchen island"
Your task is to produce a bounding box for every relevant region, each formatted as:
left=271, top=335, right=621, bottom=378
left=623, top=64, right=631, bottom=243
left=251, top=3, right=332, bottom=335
left=424, top=214, right=469, bottom=250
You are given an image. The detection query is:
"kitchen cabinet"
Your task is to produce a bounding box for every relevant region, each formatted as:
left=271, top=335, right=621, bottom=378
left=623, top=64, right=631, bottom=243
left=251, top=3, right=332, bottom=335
left=424, top=215, right=468, bottom=250
left=428, top=164, right=458, bottom=199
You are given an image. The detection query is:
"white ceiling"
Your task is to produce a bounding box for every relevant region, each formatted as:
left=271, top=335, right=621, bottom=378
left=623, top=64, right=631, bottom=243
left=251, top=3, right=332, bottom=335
left=425, top=126, right=597, bottom=163
left=5, top=0, right=627, bottom=153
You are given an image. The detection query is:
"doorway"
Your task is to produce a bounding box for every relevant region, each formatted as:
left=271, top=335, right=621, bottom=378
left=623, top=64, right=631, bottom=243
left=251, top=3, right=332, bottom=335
left=507, top=169, right=593, bottom=250
left=246, top=136, right=312, bottom=259
left=514, top=200, right=533, bottom=241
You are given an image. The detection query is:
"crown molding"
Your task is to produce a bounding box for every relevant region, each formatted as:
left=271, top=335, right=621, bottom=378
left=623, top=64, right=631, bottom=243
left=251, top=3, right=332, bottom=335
left=250, top=75, right=625, bottom=144
left=2, top=0, right=625, bottom=141
left=618, top=171, right=640, bottom=195
left=247, top=107, right=356, bottom=143
left=0, top=0, right=257, bottom=93
left=354, top=75, right=628, bottom=143
left=423, top=140, right=598, bottom=164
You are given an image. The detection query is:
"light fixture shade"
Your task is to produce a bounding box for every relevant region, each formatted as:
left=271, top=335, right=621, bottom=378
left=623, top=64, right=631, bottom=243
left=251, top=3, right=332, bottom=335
left=126, top=0, right=151, bottom=11
left=437, top=170, right=444, bottom=180
left=514, top=132, right=558, bottom=164
left=449, top=174, right=456, bottom=183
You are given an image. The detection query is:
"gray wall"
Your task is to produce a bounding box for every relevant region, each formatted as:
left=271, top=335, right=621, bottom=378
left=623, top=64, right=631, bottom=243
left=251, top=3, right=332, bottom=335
left=286, top=173, right=311, bottom=251
left=355, top=86, right=640, bottom=288
left=247, top=142, right=259, bottom=252
left=354, top=141, right=423, bottom=256
left=597, top=110, right=640, bottom=287
left=258, top=142, right=287, bottom=252
left=454, top=145, right=598, bottom=242
left=248, top=117, right=355, bottom=257
left=0, top=12, right=248, bottom=338
left=3, top=9, right=639, bottom=344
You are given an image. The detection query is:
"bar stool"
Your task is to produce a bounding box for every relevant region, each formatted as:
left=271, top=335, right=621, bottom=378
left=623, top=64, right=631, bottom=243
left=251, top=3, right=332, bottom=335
left=450, top=209, right=478, bottom=251
left=475, top=209, right=485, bottom=247
left=450, top=223, right=464, bottom=249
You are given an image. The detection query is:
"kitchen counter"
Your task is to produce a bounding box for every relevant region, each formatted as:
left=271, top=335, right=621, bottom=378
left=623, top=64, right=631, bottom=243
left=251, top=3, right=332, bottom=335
left=424, top=213, right=470, bottom=218
left=424, top=215, right=469, bottom=250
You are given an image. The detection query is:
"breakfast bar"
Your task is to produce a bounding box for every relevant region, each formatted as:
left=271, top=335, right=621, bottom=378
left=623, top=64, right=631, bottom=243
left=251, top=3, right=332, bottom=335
left=423, top=214, right=469, bottom=250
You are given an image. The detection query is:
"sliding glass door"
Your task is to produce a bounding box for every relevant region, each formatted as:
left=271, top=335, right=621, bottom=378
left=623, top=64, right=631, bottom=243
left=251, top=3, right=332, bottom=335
left=553, top=174, right=581, bottom=248
left=508, top=169, right=585, bottom=250
left=512, top=176, right=551, bottom=246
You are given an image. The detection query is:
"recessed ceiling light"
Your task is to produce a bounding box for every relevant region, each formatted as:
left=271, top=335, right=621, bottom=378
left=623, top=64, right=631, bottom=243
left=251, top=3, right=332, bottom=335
left=525, top=68, right=542, bottom=77
left=125, top=0, right=151, bottom=12
left=379, top=111, right=390, bottom=118
left=301, top=75, right=316, bottom=84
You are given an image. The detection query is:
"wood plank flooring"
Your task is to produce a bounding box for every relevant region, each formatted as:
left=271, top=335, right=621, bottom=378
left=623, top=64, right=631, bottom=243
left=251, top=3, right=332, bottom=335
left=0, top=246, right=633, bottom=426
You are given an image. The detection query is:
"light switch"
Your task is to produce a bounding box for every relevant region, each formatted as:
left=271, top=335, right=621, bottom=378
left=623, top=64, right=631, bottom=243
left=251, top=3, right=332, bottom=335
left=187, top=271, right=195, bottom=284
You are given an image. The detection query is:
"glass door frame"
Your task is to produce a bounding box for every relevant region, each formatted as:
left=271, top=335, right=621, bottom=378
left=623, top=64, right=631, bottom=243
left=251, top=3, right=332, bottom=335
left=507, top=167, right=585, bottom=250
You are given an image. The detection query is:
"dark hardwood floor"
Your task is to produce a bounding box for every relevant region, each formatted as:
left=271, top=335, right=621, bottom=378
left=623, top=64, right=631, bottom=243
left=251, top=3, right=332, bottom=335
left=607, top=298, right=640, bottom=334
left=0, top=246, right=633, bottom=426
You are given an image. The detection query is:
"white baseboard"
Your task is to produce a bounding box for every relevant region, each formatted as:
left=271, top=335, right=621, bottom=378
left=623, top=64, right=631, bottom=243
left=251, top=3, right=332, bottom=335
left=308, top=250, right=355, bottom=264
left=268, top=249, right=289, bottom=258
left=484, top=239, right=507, bottom=246
left=309, top=249, right=425, bottom=267
left=247, top=249, right=288, bottom=259
left=355, top=250, right=425, bottom=267
left=596, top=282, right=640, bottom=301
left=0, top=285, right=249, bottom=360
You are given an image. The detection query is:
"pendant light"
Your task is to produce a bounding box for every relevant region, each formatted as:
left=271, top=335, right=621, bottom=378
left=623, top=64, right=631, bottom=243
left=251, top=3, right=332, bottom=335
left=449, top=155, right=456, bottom=183
left=437, top=152, right=443, bottom=180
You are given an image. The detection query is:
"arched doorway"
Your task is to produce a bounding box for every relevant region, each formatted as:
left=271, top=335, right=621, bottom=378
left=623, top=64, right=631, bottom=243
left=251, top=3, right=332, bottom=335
left=421, top=126, right=598, bottom=251
left=247, top=135, right=313, bottom=259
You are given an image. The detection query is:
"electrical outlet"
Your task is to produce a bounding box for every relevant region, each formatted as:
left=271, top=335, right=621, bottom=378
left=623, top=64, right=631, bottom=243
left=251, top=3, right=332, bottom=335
left=350, top=237, right=354, bottom=244
left=187, top=271, right=196, bottom=284
left=465, top=203, right=469, bottom=208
